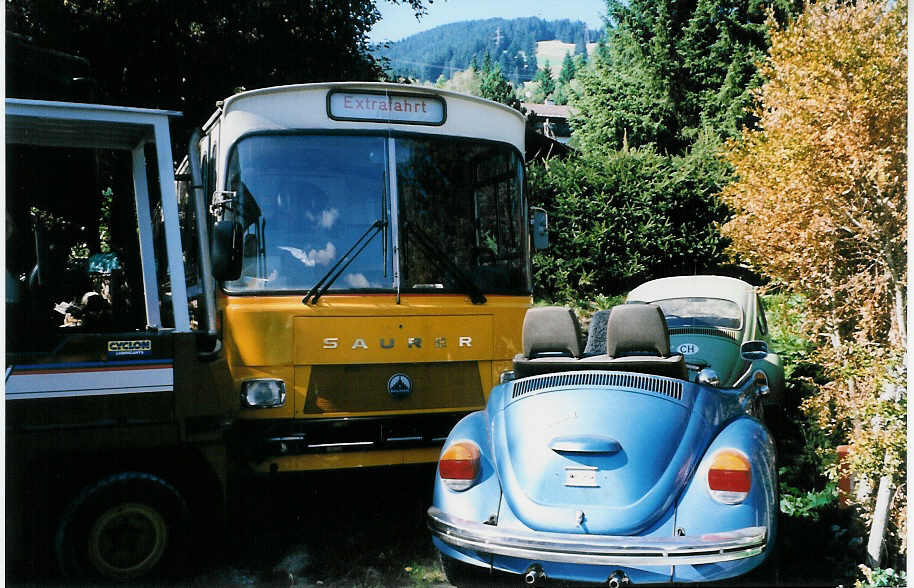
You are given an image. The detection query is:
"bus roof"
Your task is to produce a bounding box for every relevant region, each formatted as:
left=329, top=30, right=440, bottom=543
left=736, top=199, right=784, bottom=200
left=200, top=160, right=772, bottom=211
left=209, top=82, right=526, bottom=154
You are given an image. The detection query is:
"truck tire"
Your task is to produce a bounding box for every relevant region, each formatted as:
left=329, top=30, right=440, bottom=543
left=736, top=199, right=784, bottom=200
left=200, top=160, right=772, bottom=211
left=55, top=472, right=190, bottom=582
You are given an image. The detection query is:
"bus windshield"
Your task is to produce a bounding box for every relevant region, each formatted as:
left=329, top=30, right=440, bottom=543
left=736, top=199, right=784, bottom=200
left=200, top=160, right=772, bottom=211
left=396, top=135, right=529, bottom=295
left=224, top=133, right=530, bottom=295
left=225, top=134, right=392, bottom=292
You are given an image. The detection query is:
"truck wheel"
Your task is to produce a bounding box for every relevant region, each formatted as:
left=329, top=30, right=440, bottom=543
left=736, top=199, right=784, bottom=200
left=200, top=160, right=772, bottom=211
left=55, top=472, right=190, bottom=582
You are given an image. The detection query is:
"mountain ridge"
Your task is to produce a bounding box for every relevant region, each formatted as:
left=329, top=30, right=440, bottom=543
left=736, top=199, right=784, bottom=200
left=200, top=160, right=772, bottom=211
left=373, top=17, right=604, bottom=84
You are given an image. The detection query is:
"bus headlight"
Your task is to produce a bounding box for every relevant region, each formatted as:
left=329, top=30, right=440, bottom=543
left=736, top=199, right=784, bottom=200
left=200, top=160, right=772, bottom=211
left=241, top=379, right=286, bottom=408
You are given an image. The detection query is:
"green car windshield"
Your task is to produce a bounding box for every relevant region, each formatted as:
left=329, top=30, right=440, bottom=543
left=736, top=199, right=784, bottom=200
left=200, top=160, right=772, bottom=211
left=223, top=133, right=530, bottom=295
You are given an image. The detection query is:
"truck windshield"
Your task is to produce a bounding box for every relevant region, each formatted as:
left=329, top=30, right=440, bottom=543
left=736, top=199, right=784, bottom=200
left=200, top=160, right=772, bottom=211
left=223, top=133, right=529, bottom=295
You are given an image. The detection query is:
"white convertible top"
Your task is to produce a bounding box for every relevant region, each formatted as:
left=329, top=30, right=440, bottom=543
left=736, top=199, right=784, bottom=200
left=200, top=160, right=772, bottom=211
left=627, top=275, right=755, bottom=308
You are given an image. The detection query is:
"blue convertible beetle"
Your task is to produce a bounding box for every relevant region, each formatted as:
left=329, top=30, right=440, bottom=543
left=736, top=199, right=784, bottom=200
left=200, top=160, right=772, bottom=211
left=428, top=302, right=777, bottom=586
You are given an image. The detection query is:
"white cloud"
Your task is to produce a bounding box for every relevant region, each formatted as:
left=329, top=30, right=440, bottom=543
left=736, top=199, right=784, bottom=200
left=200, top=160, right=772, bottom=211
left=321, top=208, right=339, bottom=228
left=278, top=242, right=336, bottom=267
left=345, top=273, right=370, bottom=288
left=306, top=208, right=339, bottom=229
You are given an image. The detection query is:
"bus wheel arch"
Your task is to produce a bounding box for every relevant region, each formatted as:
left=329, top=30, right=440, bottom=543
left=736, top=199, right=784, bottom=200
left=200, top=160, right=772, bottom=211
left=55, top=472, right=190, bottom=581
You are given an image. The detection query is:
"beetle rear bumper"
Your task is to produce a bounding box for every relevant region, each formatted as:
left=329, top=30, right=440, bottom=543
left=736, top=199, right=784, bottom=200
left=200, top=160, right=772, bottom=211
left=428, top=507, right=767, bottom=567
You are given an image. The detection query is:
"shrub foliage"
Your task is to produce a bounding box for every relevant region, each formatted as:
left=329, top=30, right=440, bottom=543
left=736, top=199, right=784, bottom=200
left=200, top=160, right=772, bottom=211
left=529, top=139, right=730, bottom=303
left=720, top=0, right=907, bottom=567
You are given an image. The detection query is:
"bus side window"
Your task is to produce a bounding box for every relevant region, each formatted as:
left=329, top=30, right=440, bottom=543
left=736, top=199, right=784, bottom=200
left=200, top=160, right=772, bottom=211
left=175, top=171, right=204, bottom=330
left=209, top=140, right=217, bottom=199
left=199, top=134, right=212, bottom=200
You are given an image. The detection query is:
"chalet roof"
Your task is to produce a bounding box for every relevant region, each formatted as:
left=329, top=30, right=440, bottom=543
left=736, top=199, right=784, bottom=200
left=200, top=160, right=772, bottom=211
left=523, top=102, right=576, bottom=120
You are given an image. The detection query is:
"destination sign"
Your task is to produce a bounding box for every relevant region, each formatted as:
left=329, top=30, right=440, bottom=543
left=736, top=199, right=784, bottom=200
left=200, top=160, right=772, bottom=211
left=328, top=91, right=445, bottom=125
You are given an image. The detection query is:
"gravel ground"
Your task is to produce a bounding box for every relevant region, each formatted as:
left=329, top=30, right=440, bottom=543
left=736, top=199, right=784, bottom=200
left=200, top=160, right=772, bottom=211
left=8, top=464, right=451, bottom=588
left=7, top=461, right=846, bottom=587
left=187, top=464, right=450, bottom=588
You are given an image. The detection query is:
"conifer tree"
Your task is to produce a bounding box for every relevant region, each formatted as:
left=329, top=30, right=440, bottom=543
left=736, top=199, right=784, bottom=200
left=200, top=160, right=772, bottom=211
left=533, top=60, right=556, bottom=98
left=480, top=61, right=521, bottom=110
left=558, top=53, right=576, bottom=85
left=572, top=0, right=800, bottom=154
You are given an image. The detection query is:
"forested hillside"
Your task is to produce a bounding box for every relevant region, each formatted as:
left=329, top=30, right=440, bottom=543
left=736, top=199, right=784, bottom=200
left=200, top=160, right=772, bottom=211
left=373, top=17, right=604, bottom=84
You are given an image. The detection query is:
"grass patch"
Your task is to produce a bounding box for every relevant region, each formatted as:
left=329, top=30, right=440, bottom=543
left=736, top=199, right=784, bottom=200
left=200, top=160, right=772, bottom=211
left=534, top=40, right=599, bottom=76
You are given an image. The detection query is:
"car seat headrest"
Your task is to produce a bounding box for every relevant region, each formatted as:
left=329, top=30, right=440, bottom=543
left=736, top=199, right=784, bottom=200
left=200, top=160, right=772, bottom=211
left=605, top=303, right=671, bottom=358
left=522, top=306, right=582, bottom=358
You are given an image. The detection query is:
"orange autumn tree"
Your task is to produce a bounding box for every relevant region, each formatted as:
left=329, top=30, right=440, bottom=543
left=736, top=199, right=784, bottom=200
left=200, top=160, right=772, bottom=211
left=719, top=0, right=906, bottom=566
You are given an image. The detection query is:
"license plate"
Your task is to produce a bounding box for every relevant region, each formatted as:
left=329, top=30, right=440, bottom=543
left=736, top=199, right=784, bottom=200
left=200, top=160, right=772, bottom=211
left=564, top=467, right=599, bottom=487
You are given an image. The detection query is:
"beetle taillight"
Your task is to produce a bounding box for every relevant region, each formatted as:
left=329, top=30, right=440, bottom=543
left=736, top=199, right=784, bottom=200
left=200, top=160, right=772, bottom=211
left=439, top=441, right=480, bottom=491
left=708, top=449, right=752, bottom=504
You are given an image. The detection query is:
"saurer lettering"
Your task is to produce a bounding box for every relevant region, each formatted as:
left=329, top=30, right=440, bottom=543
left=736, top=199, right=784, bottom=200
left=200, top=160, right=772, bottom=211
left=322, top=337, right=472, bottom=350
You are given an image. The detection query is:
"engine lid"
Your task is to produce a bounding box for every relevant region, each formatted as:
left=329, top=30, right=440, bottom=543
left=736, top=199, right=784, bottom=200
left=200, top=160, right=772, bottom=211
left=494, top=374, right=712, bottom=535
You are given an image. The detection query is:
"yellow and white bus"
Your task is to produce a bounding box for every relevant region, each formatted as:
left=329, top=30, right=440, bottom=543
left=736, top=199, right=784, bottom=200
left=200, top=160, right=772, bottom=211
left=183, top=83, right=546, bottom=473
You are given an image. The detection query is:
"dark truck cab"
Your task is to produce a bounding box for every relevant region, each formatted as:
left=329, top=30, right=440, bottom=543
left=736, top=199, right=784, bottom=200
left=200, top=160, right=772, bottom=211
left=5, top=99, right=236, bottom=581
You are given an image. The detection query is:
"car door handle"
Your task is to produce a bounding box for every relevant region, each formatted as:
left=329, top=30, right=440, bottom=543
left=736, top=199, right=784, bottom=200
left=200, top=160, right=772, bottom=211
left=549, top=435, right=622, bottom=454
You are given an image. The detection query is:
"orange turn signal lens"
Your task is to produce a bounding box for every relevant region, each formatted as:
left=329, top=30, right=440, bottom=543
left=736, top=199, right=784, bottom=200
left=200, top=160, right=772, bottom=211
left=439, top=441, right=480, bottom=491
left=707, top=449, right=752, bottom=504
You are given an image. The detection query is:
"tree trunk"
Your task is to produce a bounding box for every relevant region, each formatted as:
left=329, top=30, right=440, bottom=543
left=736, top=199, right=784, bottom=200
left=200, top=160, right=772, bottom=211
left=866, top=473, right=893, bottom=567
left=892, top=280, right=906, bottom=347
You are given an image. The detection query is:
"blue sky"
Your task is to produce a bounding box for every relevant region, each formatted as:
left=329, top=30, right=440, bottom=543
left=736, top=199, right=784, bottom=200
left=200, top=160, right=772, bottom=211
left=369, top=0, right=608, bottom=44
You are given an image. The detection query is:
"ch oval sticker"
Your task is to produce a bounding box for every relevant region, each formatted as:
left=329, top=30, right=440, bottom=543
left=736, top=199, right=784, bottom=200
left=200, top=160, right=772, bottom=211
left=678, top=343, right=700, bottom=355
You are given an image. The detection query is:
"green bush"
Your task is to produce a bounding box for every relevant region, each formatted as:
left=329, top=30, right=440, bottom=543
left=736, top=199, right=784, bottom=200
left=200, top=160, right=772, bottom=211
left=780, top=481, right=838, bottom=520
left=528, top=139, right=730, bottom=303
left=857, top=566, right=907, bottom=587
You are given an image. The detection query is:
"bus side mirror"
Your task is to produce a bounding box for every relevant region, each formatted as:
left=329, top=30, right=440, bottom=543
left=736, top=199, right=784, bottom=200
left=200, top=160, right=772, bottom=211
left=211, top=220, right=243, bottom=281
left=531, top=207, right=549, bottom=250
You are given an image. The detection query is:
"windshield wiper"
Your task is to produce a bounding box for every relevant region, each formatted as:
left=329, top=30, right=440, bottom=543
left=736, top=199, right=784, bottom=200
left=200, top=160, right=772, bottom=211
left=403, top=221, right=486, bottom=304
left=303, top=220, right=385, bottom=305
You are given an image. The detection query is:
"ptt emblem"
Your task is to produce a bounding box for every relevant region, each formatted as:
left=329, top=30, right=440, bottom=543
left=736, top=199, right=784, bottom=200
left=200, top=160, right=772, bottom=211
left=387, top=373, right=412, bottom=399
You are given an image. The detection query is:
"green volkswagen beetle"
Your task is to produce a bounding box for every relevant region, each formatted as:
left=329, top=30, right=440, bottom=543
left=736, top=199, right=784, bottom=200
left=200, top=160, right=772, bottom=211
left=621, top=275, right=784, bottom=409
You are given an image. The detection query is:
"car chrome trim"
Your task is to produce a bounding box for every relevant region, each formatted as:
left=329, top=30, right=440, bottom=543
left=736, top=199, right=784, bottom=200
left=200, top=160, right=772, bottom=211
left=306, top=441, right=374, bottom=449
left=428, top=507, right=767, bottom=566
